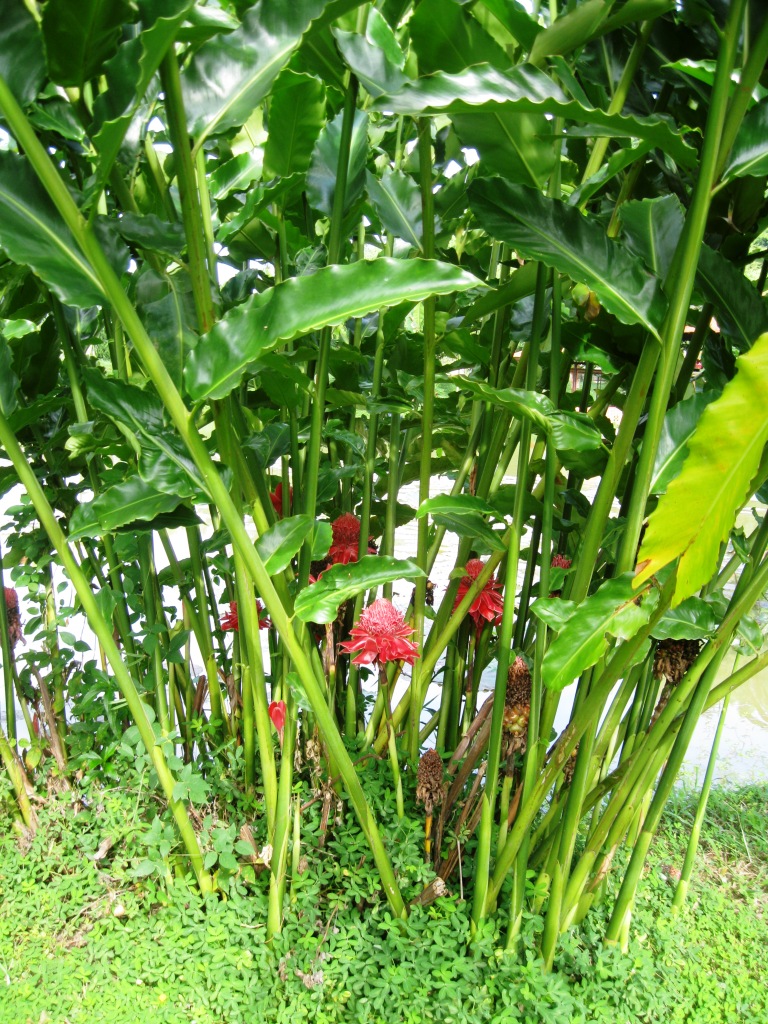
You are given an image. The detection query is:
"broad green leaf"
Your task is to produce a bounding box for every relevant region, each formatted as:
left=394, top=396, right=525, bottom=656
left=650, top=392, right=717, bottom=494
left=365, top=8, right=406, bottom=68
left=92, top=0, right=193, bottom=183
left=139, top=449, right=202, bottom=501
left=538, top=574, right=658, bottom=690
left=185, top=258, right=484, bottom=401
left=0, top=319, right=38, bottom=340
left=69, top=478, right=184, bottom=539
left=636, top=332, right=768, bottom=604
left=409, top=0, right=510, bottom=74
left=653, top=598, right=718, bottom=640
left=333, top=27, right=407, bottom=98
left=570, top=141, right=652, bottom=207
left=416, top=494, right=501, bottom=519
left=619, top=195, right=684, bottom=280
left=255, top=515, right=314, bottom=575
left=530, top=597, right=578, bottom=631
left=263, top=70, right=326, bottom=178
left=457, top=377, right=603, bottom=451
left=294, top=556, right=425, bottom=623
left=182, top=0, right=330, bottom=147
left=529, top=0, right=613, bottom=63
left=461, top=262, right=539, bottom=325
left=0, top=3, right=45, bottom=106
left=0, top=152, right=105, bottom=307
left=696, top=245, right=768, bottom=351
left=452, top=110, right=556, bottom=189
left=311, top=521, right=333, bottom=560
left=721, top=98, right=768, bottom=182
left=41, top=0, right=133, bottom=87
left=432, top=511, right=506, bottom=551
left=244, top=424, right=292, bottom=469
left=306, top=108, right=368, bottom=217
left=475, top=0, right=540, bottom=49
left=374, top=64, right=696, bottom=168
left=134, top=269, right=197, bottom=390
left=365, top=169, right=423, bottom=251
left=0, top=337, right=19, bottom=416
left=469, top=179, right=668, bottom=338
left=116, top=214, right=186, bottom=254
left=209, top=151, right=264, bottom=200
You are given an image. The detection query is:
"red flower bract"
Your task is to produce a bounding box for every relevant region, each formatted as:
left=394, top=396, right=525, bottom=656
left=270, top=484, right=293, bottom=519
left=339, top=599, right=419, bottom=667
left=551, top=554, right=572, bottom=570
left=453, top=559, right=504, bottom=629
left=328, top=513, right=376, bottom=565
left=221, top=600, right=269, bottom=632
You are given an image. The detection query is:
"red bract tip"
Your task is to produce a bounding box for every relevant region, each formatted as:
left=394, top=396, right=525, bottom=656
left=269, top=700, right=287, bottom=745
left=453, top=559, right=504, bottom=629
left=221, top=600, right=270, bottom=632
left=551, top=554, right=572, bottom=570
left=270, top=484, right=293, bottom=519
left=339, top=598, right=419, bottom=667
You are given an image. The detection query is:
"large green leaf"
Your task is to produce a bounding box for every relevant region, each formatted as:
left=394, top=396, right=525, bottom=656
left=721, top=98, right=768, bottom=183
left=255, top=515, right=314, bottom=576
left=636, top=332, right=768, bottom=604
left=263, top=70, right=326, bottom=178
left=306, top=108, right=368, bottom=217
left=333, top=24, right=407, bottom=98
left=457, top=377, right=603, bottom=451
left=294, top=556, right=425, bottom=624
left=409, top=0, right=510, bottom=74
left=0, top=153, right=106, bottom=307
left=209, top=151, right=264, bottom=201
left=0, top=3, right=45, bottom=106
left=452, top=110, right=556, bottom=189
left=534, top=574, right=658, bottom=691
left=653, top=597, right=718, bottom=640
left=528, top=0, right=613, bottom=63
left=185, top=258, right=484, bottom=401
left=475, top=0, right=540, bottom=49
left=182, top=0, right=330, bottom=147
left=650, top=391, right=717, bottom=494
left=374, top=64, right=696, bottom=168
left=469, top=179, right=668, bottom=338
left=618, top=195, right=684, bottom=280
left=69, top=477, right=184, bottom=540
left=432, top=511, right=506, bottom=552
left=92, top=0, right=193, bottom=184
left=696, top=245, right=768, bottom=351
left=41, top=0, right=133, bottom=87
left=365, top=169, right=423, bottom=251
left=416, top=494, right=501, bottom=519
left=0, top=337, right=19, bottom=416
left=134, top=270, right=197, bottom=390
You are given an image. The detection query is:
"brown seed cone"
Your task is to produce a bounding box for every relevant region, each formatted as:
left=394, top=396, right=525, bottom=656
left=4, top=587, right=21, bottom=649
left=653, top=639, right=702, bottom=685
left=562, top=745, right=579, bottom=786
left=416, top=749, right=444, bottom=816
left=501, top=657, right=533, bottom=774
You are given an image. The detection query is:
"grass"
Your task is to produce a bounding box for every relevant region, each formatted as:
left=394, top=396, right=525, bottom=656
left=1, top=769, right=766, bottom=1024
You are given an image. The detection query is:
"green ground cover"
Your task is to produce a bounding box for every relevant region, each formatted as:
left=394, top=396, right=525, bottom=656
left=1, top=769, right=765, bottom=1024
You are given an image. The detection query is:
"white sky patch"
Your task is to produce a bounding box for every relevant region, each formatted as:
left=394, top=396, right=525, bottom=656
left=462, top=148, right=480, bottom=166
left=444, top=159, right=463, bottom=179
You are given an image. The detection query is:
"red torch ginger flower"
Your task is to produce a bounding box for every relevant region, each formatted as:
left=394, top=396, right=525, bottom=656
left=4, top=587, right=22, bottom=649
left=339, top=599, right=420, bottom=667
left=453, top=559, right=504, bottom=629
left=270, top=484, right=293, bottom=519
left=220, top=600, right=270, bottom=632
left=551, top=554, right=572, bottom=570
left=328, top=513, right=376, bottom=565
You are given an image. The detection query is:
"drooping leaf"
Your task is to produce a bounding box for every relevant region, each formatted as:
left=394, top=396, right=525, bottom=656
left=432, top=511, right=507, bottom=551
left=0, top=152, right=105, bottom=307
left=116, top=213, right=187, bottom=253
left=650, top=391, right=718, bottom=494
left=409, top=0, right=510, bottom=74
left=263, top=70, right=326, bottom=178
left=529, top=0, right=612, bottom=63
left=374, top=64, right=696, bottom=168
left=41, top=0, right=133, bottom=87
left=653, top=597, right=718, bottom=640
left=91, top=0, right=193, bottom=183
left=244, top=424, right=292, bottom=469
left=254, top=515, right=314, bottom=576
left=185, top=258, right=484, bottom=401
left=457, top=377, right=603, bottom=451
left=469, top=179, right=668, bottom=337
left=535, top=574, right=659, bottom=691
left=452, top=110, right=557, bottom=189
left=696, top=244, right=768, bottom=351
left=0, top=2, right=46, bottom=106
left=332, top=26, right=407, bottom=98
left=182, top=0, right=330, bottom=146
left=69, top=477, right=184, bottom=539
left=294, top=556, right=425, bottom=623
left=618, top=195, right=685, bottom=280
left=311, top=520, right=332, bottom=560
left=134, top=270, right=198, bottom=390
left=306, top=108, right=369, bottom=218
left=721, top=98, right=768, bottom=183
left=365, top=169, right=423, bottom=251
left=209, top=151, right=264, bottom=200
left=416, top=494, right=501, bottom=519
left=475, top=0, right=540, bottom=49
left=635, top=332, right=768, bottom=604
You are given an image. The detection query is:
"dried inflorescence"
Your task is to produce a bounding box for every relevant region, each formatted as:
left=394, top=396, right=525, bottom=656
left=651, top=638, right=703, bottom=727
left=502, top=656, right=533, bottom=771
left=4, top=587, right=22, bottom=649
left=416, top=748, right=444, bottom=816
